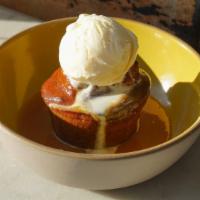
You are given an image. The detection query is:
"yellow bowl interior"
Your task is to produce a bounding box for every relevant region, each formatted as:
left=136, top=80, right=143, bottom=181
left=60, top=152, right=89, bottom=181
left=0, top=18, right=200, bottom=144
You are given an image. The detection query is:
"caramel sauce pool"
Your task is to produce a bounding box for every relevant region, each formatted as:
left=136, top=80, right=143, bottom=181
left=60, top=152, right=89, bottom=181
left=17, top=93, right=171, bottom=154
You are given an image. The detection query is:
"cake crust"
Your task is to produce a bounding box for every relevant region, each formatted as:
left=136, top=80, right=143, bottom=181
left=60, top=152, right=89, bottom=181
left=41, top=64, right=150, bottom=149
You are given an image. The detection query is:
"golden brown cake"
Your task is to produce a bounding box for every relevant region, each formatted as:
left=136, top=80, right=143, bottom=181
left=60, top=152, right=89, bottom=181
left=41, top=62, right=150, bottom=149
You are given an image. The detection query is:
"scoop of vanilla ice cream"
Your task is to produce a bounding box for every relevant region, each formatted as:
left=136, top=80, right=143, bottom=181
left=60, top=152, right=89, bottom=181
left=59, top=14, right=138, bottom=86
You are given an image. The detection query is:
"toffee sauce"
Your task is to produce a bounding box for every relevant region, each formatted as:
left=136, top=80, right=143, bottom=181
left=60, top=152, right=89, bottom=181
left=17, top=93, right=170, bottom=154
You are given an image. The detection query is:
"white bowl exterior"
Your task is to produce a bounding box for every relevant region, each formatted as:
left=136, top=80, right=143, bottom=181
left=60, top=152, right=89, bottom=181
left=0, top=127, right=199, bottom=190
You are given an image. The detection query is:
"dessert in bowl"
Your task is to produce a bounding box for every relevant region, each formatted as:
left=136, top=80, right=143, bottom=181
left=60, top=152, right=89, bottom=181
left=0, top=15, right=199, bottom=190
left=41, top=14, right=151, bottom=151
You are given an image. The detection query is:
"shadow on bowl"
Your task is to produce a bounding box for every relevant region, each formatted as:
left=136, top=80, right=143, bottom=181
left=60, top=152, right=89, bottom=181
left=138, top=56, right=200, bottom=138
left=96, top=136, right=200, bottom=197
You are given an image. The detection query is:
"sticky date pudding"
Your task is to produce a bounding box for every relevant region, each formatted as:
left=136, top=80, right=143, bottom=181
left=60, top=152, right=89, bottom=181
left=41, top=62, right=150, bottom=149
left=25, top=14, right=171, bottom=153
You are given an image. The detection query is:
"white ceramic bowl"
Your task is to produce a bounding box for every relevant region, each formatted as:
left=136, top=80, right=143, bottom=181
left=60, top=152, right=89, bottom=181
left=0, top=18, right=200, bottom=190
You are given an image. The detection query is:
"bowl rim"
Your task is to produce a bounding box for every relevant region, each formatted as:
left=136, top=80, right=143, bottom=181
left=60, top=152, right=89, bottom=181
left=0, top=17, right=200, bottom=160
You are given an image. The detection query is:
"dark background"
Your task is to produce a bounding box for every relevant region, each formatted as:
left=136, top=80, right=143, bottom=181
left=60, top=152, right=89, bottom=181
left=0, top=0, right=200, bottom=52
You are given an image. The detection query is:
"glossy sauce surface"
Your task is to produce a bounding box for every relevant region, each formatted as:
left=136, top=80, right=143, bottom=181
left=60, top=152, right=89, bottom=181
left=17, top=93, right=170, bottom=154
